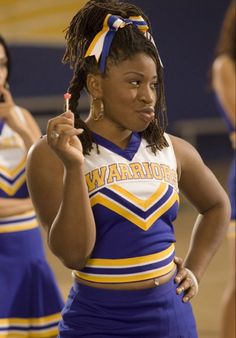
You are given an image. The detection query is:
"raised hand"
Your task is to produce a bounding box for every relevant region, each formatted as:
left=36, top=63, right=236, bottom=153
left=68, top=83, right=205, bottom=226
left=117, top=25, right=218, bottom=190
left=47, top=110, right=85, bottom=169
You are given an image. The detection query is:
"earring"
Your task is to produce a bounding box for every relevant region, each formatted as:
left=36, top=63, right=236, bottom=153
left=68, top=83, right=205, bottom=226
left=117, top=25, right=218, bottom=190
left=91, top=97, right=104, bottom=121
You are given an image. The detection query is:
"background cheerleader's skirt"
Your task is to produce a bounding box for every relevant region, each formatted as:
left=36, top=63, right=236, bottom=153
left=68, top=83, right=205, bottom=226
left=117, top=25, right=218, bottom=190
left=58, top=274, right=198, bottom=338
left=0, top=226, right=64, bottom=338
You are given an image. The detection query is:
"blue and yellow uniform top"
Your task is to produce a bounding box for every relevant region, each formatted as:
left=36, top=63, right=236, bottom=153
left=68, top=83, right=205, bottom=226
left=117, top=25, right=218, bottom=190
left=0, top=107, right=38, bottom=233
left=0, top=107, right=63, bottom=337
left=75, top=132, right=179, bottom=283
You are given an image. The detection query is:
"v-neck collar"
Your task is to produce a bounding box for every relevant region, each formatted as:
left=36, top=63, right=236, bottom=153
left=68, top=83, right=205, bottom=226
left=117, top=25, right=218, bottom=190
left=92, top=131, right=141, bottom=161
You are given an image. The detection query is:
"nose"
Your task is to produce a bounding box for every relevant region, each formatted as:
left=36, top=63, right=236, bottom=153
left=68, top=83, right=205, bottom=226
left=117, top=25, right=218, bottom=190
left=138, top=85, right=155, bottom=104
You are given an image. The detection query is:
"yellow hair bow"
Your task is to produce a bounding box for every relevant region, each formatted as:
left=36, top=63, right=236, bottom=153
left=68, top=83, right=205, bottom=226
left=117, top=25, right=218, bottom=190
left=85, top=14, right=161, bottom=72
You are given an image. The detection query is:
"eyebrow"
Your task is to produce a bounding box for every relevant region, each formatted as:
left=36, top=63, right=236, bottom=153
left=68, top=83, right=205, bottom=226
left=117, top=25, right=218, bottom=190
left=123, top=71, right=157, bottom=79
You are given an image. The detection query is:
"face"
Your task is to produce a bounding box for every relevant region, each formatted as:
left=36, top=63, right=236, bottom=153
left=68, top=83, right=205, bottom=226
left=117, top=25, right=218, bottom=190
left=100, top=53, right=158, bottom=132
left=0, top=44, right=8, bottom=87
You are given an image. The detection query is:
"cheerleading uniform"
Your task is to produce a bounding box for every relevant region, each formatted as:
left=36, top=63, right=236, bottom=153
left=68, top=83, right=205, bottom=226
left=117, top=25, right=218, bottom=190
left=0, top=107, right=64, bottom=338
left=59, top=132, right=198, bottom=337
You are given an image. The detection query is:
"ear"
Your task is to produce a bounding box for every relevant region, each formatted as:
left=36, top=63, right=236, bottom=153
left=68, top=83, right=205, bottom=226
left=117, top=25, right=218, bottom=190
left=86, top=73, right=103, bottom=98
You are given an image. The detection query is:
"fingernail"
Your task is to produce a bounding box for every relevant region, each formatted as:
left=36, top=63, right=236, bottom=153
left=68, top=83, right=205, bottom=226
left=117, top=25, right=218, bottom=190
left=183, top=297, right=188, bottom=302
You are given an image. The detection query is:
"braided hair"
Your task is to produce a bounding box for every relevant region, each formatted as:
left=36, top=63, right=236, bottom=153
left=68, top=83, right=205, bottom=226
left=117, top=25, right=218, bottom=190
left=63, top=0, right=168, bottom=154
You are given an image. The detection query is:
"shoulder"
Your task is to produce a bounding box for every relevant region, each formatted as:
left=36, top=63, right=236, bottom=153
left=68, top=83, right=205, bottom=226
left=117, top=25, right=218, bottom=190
left=168, top=134, right=200, bottom=159
left=212, top=55, right=235, bottom=79
left=168, top=134, right=204, bottom=180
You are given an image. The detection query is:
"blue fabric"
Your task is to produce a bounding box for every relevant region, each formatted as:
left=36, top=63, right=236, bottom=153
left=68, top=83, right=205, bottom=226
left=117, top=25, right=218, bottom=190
left=228, top=152, right=236, bottom=220
left=58, top=275, right=198, bottom=337
left=0, top=227, right=64, bottom=318
left=92, top=131, right=141, bottom=161
left=92, top=185, right=176, bottom=218
left=98, top=15, right=148, bottom=73
left=0, top=119, right=4, bottom=134
left=215, top=95, right=235, bottom=132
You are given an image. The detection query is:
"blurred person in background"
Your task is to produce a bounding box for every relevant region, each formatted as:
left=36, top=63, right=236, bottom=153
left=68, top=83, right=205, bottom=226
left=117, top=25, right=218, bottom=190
left=212, top=2, right=236, bottom=338
left=0, top=34, right=64, bottom=338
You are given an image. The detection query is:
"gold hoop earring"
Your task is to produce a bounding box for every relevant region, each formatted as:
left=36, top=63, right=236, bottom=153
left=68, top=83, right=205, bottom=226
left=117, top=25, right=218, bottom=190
left=91, top=98, right=104, bottom=121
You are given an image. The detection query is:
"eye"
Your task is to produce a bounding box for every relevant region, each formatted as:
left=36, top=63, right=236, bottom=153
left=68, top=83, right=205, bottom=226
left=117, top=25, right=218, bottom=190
left=151, top=82, right=158, bottom=90
left=130, top=80, right=141, bottom=87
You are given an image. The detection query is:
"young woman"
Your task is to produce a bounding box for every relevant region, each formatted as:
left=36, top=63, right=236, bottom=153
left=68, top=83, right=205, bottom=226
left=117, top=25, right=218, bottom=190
left=0, top=35, right=64, bottom=338
left=26, top=1, right=231, bottom=337
left=212, top=2, right=235, bottom=338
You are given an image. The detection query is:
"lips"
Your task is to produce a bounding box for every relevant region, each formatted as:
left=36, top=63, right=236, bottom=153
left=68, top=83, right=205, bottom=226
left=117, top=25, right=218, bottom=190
left=136, top=107, right=155, bottom=122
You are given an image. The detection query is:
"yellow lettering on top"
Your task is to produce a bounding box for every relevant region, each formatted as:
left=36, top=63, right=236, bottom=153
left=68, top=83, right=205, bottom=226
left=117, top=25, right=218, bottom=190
left=118, top=163, right=133, bottom=180
left=86, top=166, right=107, bottom=192
left=0, top=135, right=22, bottom=148
left=161, top=165, right=171, bottom=184
left=107, top=164, right=122, bottom=183
left=171, top=169, right=178, bottom=190
left=150, top=163, right=163, bottom=180
left=129, top=162, right=146, bottom=179
left=142, top=162, right=153, bottom=179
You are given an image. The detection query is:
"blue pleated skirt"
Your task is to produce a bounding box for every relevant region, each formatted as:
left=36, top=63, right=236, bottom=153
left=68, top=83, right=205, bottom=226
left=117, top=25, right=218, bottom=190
left=59, top=274, right=198, bottom=338
left=0, top=226, right=64, bottom=337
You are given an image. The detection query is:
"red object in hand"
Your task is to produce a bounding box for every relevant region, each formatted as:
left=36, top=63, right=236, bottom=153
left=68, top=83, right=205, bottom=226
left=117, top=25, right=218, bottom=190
left=64, top=92, right=72, bottom=100
left=64, top=92, right=71, bottom=111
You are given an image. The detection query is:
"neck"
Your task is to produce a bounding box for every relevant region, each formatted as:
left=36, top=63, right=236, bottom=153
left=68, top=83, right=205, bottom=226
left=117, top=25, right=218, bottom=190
left=86, top=118, right=132, bottom=149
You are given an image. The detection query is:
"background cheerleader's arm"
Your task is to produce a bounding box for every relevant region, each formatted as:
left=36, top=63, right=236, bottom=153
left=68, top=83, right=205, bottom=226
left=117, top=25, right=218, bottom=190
left=0, top=86, right=41, bottom=150
left=212, top=55, right=235, bottom=127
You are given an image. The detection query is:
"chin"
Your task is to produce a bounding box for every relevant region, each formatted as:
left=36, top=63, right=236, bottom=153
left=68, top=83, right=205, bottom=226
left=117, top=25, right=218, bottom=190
left=130, top=122, right=150, bottom=133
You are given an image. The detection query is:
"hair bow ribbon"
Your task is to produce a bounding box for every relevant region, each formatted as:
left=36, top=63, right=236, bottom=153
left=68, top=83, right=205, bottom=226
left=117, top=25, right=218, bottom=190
left=85, top=14, right=153, bottom=72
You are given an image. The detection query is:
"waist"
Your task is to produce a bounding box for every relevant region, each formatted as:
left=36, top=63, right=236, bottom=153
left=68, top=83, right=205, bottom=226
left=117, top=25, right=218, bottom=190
left=0, top=210, right=38, bottom=233
left=74, top=243, right=175, bottom=284
left=73, top=264, right=177, bottom=290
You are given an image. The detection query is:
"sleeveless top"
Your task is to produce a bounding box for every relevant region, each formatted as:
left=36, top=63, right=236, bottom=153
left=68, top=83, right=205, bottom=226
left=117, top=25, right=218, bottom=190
left=75, top=132, right=179, bottom=283
left=0, top=106, right=38, bottom=233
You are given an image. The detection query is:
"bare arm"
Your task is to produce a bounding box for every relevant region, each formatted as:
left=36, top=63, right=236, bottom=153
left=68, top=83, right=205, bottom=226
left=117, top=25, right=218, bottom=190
left=171, top=135, right=231, bottom=283
left=18, top=108, right=42, bottom=150
left=0, top=197, right=33, bottom=217
left=212, top=55, right=235, bottom=128
left=26, top=111, right=96, bottom=270
left=0, top=86, right=41, bottom=150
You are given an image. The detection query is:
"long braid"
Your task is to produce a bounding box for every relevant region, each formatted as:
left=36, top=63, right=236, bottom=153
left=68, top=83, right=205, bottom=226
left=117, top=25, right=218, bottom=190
left=143, top=66, right=169, bottom=153
left=62, top=0, right=169, bottom=154
left=66, top=59, right=94, bottom=155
